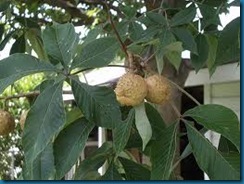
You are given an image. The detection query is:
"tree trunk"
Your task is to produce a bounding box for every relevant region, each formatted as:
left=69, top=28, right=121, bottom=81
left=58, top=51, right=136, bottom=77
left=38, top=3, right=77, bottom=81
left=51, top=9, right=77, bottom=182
left=145, top=0, right=191, bottom=178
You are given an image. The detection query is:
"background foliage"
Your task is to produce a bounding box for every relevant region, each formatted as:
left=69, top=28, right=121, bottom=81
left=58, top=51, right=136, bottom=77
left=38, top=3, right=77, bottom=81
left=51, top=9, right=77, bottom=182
left=0, top=0, right=240, bottom=180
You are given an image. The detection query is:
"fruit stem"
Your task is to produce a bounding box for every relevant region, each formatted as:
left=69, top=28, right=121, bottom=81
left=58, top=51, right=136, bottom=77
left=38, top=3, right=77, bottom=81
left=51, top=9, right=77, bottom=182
left=165, top=78, right=201, bottom=106
left=169, top=101, right=182, bottom=118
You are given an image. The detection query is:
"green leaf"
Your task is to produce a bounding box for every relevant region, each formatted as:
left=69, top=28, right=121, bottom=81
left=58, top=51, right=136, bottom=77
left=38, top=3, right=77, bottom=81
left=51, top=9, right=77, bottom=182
left=221, top=152, right=240, bottom=173
left=180, top=143, right=192, bottom=160
left=158, top=29, right=176, bottom=47
left=215, top=17, right=240, bottom=66
left=0, top=30, right=16, bottom=51
left=172, top=27, right=198, bottom=54
left=9, top=34, right=26, bottom=55
left=150, top=122, right=178, bottom=180
left=0, top=53, right=57, bottom=93
left=184, top=104, right=240, bottom=152
left=100, top=162, right=123, bottom=180
left=170, top=5, right=196, bottom=27
left=134, top=103, right=152, bottom=151
left=165, top=51, right=182, bottom=71
left=218, top=135, right=239, bottom=153
left=164, top=42, right=183, bottom=71
left=145, top=103, right=166, bottom=140
left=82, top=27, right=102, bottom=45
left=157, top=41, right=183, bottom=72
left=156, top=29, right=176, bottom=73
left=229, top=0, right=240, bottom=6
left=201, top=0, right=228, bottom=7
left=23, top=142, right=55, bottom=180
left=120, top=5, right=137, bottom=19
left=129, top=21, right=144, bottom=41
left=54, top=118, right=94, bottom=179
left=115, top=20, right=130, bottom=37
left=113, top=109, right=135, bottom=154
left=71, top=78, right=121, bottom=129
left=118, top=157, right=150, bottom=180
left=72, top=37, right=119, bottom=69
left=185, top=123, right=240, bottom=180
left=74, top=142, right=113, bottom=180
left=190, top=34, right=209, bottom=72
left=0, top=24, right=5, bottom=41
left=0, top=0, right=10, bottom=12
left=65, top=107, right=83, bottom=127
left=205, top=34, right=218, bottom=76
left=25, top=29, right=49, bottom=61
left=22, top=82, right=66, bottom=172
left=43, top=23, right=78, bottom=68
left=125, top=128, right=142, bottom=149
left=132, top=26, right=160, bottom=44
left=15, top=17, right=40, bottom=29
left=198, top=4, right=221, bottom=30
left=146, top=12, right=167, bottom=25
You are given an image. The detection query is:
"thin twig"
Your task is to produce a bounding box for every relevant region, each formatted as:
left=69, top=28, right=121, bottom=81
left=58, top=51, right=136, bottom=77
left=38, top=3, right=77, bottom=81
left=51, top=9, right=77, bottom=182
left=0, top=91, right=40, bottom=101
left=82, top=72, right=89, bottom=84
left=170, top=101, right=182, bottom=118
left=165, top=78, right=201, bottom=106
left=103, top=1, right=129, bottom=58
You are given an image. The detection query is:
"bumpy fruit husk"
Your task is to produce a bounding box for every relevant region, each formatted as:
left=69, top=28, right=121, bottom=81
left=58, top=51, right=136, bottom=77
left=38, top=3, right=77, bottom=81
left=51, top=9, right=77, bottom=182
left=145, top=74, right=171, bottom=104
left=0, top=109, right=15, bottom=136
left=20, top=110, right=29, bottom=130
left=115, top=73, right=148, bottom=106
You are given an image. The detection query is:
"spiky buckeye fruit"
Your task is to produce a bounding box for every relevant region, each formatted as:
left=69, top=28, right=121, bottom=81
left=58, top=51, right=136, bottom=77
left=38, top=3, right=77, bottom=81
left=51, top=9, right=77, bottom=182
left=115, top=73, right=148, bottom=106
left=0, top=109, right=15, bottom=136
left=145, top=74, right=171, bottom=104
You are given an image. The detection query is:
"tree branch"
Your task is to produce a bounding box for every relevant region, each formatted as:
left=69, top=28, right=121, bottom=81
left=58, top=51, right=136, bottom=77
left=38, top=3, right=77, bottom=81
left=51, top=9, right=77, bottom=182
left=0, top=91, right=40, bottom=101
left=42, top=0, right=94, bottom=25
left=104, top=2, right=129, bottom=58
left=79, top=0, right=125, bottom=17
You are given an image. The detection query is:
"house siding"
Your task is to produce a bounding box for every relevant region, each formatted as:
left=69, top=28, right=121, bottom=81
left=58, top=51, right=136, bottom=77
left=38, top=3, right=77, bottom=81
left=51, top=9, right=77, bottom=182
left=205, top=81, right=240, bottom=118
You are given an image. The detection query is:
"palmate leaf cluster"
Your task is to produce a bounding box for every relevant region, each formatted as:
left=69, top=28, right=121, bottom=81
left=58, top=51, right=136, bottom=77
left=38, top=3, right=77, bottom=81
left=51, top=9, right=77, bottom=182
left=0, top=0, right=240, bottom=180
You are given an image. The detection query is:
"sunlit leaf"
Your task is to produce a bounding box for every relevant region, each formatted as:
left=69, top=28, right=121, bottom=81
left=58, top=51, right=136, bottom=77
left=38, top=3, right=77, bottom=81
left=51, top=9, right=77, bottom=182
left=134, top=103, right=152, bottom=150
left=0, top=53, right=57, bottom=93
